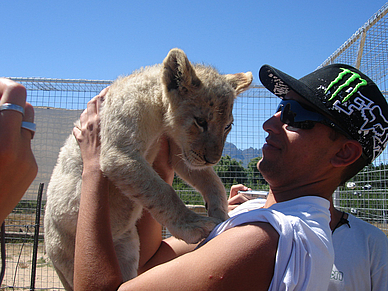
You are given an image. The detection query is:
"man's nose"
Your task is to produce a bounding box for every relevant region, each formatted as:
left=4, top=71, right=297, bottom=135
left=263, top=111, right=283, bottom=133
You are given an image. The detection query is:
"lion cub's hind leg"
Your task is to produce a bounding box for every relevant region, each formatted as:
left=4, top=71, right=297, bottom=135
left=114, top=229, right=140, bottom=281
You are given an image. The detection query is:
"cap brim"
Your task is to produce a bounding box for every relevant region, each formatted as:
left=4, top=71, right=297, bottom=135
left=258, top=64, right=331, bottom=116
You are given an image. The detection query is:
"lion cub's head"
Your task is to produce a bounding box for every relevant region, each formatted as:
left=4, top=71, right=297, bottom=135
left=162, top=48, right=252, bottom=169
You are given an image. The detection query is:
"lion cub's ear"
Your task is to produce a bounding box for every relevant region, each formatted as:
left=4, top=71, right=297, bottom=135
left=162, top=48, right=201, bottom=93
left=225, top=72, right=253, bottom=96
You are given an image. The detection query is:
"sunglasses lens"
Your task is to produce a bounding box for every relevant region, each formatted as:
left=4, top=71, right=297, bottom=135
left=277, top=100, right=320, bottom=129
left=280, top=103, right=295, bottom=125
left=276, top=99, right=350, bottom=137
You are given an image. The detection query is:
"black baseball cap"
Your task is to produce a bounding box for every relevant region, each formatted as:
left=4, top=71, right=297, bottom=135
left=259, top=63, right=388, bottom=163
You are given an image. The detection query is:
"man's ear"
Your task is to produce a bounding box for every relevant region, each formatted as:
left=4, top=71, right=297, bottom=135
left=331, top=140, right=363, bottom=167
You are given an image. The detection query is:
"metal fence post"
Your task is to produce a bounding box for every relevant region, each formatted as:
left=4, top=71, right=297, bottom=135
left=30, top=183, right=44, bottom=291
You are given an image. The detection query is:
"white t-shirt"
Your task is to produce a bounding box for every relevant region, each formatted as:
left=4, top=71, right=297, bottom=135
left=228, top=197, right=267, bottom=216
left=329, top=213, right=388, bottom=291
left=200, top=196, right=334, bottom=291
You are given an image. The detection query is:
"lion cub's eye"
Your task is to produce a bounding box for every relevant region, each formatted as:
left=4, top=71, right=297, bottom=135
left=225, top=122, right=233, bottom=132
left=194, top=117, right=207, bottom=129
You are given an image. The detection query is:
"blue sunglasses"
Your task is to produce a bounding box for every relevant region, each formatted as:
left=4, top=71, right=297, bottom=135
left=276, top=100, right=348, bottom=135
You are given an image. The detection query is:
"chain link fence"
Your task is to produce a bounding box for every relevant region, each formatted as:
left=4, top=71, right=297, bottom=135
left=319, top=2, right=388, bottom=231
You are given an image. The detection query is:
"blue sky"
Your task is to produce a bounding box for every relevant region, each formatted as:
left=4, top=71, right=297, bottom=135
left=1, top=1, right=387, bottom=83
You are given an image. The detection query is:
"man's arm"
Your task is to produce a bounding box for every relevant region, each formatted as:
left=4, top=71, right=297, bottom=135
left=120, top=222, right=279, bottom=291
left=74, top=159, right=122, bottom=290
left=73, top=92, right=123, bottom=290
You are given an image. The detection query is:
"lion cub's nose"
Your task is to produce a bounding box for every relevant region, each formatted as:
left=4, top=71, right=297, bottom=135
left=204, top=154, right=221, bottom=165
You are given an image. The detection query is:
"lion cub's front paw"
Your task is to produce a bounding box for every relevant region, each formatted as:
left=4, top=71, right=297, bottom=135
left=168, top=214, right=223, bottom=244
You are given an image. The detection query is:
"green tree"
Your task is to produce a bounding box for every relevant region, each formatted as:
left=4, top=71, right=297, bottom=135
left=246, top=156, right=268, bottom=190
left=214, top=155, right=247, bottom=188
left=172, top=174, right=204, bottom=205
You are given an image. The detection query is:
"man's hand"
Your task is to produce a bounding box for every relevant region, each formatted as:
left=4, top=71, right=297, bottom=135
left=0, top=78, right=38, bottom=222
left=73, top=87, right=108, bottom=172
left=227, top=184, right=252, bottom=212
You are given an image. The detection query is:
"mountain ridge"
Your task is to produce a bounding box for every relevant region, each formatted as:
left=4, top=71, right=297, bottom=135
left=222, top=142, right=262, bottom=167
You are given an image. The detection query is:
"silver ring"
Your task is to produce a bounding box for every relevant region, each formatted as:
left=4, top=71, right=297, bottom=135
left=21, top=121, right=36, bottom=139
left=0, top=103, right=25, bottom=115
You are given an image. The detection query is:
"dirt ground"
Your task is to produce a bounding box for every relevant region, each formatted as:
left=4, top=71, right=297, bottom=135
left=0, top=207, right=207, bottom=290
left=1, top=243, right=63, bottom=290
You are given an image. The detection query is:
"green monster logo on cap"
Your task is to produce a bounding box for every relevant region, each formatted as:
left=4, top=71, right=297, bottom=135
left=325, top=68, right=367, bottom=102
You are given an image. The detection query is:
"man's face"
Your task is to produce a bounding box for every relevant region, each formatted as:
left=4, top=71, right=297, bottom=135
left=258, top=91, right=342, bottom=189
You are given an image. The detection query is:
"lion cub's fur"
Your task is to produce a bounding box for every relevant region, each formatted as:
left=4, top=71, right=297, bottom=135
left=44, top=48, right=252, bottom=290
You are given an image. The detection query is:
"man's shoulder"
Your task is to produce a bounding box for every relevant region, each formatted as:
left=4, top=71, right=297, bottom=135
left=348, top=214, right=388, bottom=241
left=223, top=221, right=280, bottom=244
left=211, top=221, right=280, bottom=258
left=194, top=222, right=279, bottom=290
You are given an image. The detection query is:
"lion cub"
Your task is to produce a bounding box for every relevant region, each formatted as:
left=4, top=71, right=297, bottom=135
left=44, top=48, right=252, bottom=290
